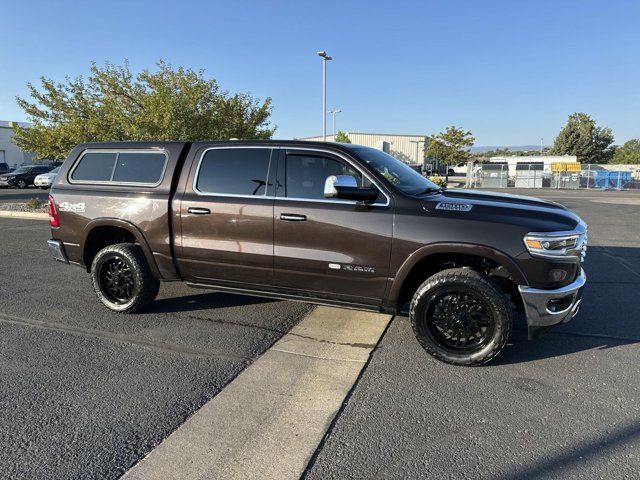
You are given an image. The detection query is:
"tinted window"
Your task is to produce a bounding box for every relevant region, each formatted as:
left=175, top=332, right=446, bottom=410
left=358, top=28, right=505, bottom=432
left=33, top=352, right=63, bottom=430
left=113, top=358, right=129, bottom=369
left=112, top=152, right=166, bottom=184
left=285, top=155, right=371, bottom=200
left=196, top=148, right=271, bottom=196
left=71, top=153, right=116, bottom=182
left=348, top=146, right=439, bottom=195
left=34, top=166, right=53, bottom=173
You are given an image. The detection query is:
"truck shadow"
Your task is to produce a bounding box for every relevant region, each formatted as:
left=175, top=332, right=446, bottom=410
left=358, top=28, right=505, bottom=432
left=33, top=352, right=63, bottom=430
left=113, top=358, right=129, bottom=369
left=495, top=246, right=640, bottom=365
left=148, top=292, right=277, bottom=313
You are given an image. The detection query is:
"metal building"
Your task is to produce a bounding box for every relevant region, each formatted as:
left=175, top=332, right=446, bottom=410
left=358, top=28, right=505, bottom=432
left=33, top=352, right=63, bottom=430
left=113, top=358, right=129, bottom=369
left=0, top=120, right=34, bottom=167
left=300, top=132, right=428, bottom=164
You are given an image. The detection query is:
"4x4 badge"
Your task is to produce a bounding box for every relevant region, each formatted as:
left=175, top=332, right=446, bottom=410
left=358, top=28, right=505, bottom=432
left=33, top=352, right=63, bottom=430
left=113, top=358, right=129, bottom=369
left=58, top=202, right=86, bottom=213
left=435, top=202, right=472, bottom=212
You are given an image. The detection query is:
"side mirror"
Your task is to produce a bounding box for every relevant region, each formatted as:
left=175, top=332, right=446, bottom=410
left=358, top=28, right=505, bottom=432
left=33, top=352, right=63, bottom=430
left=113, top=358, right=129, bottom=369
left=324, top=175, right=379, bottom=203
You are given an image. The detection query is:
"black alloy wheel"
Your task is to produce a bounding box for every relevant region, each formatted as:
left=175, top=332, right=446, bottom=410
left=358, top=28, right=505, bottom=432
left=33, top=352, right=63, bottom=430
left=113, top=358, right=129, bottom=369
left=426, top=291, right=494, bottom=351
left=99, top=255, right=135, bottom=304
left=410, top=268, right=512, bottom=366
left=91, top=243, right=159, bottom=313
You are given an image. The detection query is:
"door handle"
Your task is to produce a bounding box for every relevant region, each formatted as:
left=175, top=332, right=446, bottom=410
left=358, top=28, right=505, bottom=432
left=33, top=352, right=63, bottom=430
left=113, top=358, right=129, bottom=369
left=188, top=207, right=211, bottom=215
left=280, top=213, right=306, bottom=222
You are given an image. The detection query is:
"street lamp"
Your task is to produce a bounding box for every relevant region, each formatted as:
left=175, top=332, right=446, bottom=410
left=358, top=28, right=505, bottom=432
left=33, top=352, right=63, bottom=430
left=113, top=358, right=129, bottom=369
left=317, top=51, right=332, bottom=141
left=328, top=109, right=341, bottom=136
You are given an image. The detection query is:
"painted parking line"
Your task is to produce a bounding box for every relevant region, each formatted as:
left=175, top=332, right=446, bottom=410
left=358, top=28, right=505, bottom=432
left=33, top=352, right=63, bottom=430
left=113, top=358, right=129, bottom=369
left=124, top=306, right=392, bottom=480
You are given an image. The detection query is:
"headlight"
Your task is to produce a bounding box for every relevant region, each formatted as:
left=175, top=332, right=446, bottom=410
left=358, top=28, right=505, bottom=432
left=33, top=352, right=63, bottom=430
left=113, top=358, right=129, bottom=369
left=524, top=231, right=587, bottom=261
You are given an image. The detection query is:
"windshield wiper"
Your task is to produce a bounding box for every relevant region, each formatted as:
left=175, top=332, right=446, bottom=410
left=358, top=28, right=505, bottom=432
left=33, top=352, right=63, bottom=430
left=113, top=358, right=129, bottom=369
left=415, top=187, right=443, bottom=196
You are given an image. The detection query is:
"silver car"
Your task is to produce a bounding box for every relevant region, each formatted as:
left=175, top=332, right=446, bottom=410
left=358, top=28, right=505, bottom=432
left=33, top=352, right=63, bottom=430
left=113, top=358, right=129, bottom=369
left=34, top=166, right=60, bottom=189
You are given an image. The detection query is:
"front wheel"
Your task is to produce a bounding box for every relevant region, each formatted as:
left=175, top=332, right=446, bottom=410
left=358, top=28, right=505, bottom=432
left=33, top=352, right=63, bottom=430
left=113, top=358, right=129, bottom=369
left=16, top=179, right=27, bottom=189
left=91, top=243, right=159, bottom=313
left=410, top=268, right=512, bottom=366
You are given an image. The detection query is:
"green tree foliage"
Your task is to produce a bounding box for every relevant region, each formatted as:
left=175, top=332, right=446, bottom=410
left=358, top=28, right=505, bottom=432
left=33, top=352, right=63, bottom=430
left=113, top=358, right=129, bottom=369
left=550, top=113, right=614, bottom=164
left=426, top=126, right=475, bottom=168
left=611, top=139, right=640, bottom=164
left=13, top=60, right=275, bottom=160
left=334, top=130, right=351, bottom=143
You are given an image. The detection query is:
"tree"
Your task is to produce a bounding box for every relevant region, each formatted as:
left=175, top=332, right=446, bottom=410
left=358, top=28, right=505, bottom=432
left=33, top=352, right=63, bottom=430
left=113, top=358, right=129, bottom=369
left=550, top=113, right=614, bottom=164
left=334, top=130, right=351, bottom=143
left=13, top=60, right=275, bottom=160
left=611, top=139, right=640, bottom=164
left=426, top=126, right=475, bottom=178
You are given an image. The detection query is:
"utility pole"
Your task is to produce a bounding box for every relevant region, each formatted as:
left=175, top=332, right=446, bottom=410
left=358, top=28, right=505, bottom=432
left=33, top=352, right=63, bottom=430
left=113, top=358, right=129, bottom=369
left=328, top=109, right=342, bottom=135
left=317, top=51, right=332, bottom=141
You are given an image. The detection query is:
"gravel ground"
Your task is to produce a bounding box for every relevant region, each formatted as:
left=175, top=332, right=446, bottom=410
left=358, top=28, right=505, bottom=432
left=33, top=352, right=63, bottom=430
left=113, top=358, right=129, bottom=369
left=0, top=201, right=48, bottom=212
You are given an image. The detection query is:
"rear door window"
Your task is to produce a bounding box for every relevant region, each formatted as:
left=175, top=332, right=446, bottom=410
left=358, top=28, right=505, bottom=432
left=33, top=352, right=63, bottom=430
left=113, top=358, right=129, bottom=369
left=195, top=148, right=272, bottom=196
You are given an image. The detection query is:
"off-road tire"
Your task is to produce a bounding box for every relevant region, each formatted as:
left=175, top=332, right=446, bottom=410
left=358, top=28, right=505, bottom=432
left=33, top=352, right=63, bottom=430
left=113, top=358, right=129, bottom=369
left=91, top=243, right=159, bottom=313
left=410, top=268, right=512, bottom=366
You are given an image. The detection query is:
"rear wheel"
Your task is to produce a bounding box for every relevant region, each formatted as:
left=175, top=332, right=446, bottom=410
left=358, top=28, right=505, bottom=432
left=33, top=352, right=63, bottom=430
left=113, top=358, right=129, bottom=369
left=91, top=243, right=159, bottom=313
left=410, top=268, right=512, bottom=366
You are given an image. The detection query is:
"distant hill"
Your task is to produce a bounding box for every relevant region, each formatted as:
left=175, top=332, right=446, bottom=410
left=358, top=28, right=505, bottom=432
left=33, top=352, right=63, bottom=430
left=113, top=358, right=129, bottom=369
left=471, top=145, right=547, bottom=153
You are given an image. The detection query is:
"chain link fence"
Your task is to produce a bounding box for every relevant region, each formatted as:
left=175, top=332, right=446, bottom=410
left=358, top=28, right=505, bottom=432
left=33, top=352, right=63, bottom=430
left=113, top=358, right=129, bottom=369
left=466, top=162, right=640, bottom=190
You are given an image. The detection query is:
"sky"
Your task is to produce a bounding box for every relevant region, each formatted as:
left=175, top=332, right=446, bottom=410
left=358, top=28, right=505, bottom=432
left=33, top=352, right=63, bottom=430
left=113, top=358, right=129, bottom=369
left=1, top=0, right=639, bottom=146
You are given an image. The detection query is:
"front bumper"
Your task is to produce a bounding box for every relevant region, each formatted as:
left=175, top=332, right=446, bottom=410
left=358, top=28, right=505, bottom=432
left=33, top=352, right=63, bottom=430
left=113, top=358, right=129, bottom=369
left=47, top=239, right=69, bottom=264
left=518, top=268, right=586, bottom=339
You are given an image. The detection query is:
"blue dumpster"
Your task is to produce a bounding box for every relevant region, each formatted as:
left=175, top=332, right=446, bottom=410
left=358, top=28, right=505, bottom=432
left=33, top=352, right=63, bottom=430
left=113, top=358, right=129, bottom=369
left=593, top=170, right=632, bottom=189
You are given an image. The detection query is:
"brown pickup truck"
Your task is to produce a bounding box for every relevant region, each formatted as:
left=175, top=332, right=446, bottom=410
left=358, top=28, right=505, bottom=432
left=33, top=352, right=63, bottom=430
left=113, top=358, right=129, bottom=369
left=47, top=140, right=587, bottom=365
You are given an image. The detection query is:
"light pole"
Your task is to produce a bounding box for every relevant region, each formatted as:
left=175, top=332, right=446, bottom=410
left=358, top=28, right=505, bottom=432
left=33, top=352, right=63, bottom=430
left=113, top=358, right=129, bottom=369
left=317, top=51, right=332, bottom=141
left=328, top=109, right=341, bottom=135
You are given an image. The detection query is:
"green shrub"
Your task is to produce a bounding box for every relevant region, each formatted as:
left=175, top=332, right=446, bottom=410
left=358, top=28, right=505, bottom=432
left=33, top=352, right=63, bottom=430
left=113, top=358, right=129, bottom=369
left=428, top=175, right=448, bottom=188
left=25, top=198, right=43, bottom=210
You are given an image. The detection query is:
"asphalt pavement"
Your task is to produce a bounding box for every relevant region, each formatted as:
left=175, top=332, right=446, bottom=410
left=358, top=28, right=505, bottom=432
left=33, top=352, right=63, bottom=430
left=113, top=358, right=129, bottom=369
left=304, top=189, right=640, bottom=479
left=0, top=218, right=312, bottom=479
left=2, top=188, right=639, bottom=479
left=0, top=187, right=49, bottom=202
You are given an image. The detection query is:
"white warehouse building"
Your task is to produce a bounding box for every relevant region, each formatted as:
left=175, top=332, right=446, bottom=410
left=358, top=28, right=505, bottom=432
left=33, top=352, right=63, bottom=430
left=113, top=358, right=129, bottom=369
left=0, top=120, right=34, bottom=167
left=300, top=132, right=428, bottom=164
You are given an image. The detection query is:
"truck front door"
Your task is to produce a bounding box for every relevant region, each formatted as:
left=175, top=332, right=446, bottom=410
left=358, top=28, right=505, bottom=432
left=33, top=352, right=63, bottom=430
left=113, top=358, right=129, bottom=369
left=273, top=149, right=393, bottom=307
left=177, top=146, right=276, bottom=287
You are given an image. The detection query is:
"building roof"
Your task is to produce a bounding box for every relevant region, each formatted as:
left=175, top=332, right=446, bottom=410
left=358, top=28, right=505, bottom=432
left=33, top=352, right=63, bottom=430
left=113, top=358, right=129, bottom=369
left=0, top=120, right=32, bottom=129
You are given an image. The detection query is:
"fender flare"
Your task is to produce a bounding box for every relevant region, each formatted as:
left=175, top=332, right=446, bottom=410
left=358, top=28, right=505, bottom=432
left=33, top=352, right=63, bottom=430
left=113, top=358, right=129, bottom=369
left=384, top=242, right=527, bottom=308
left=80, top=218, right=161, bottom=278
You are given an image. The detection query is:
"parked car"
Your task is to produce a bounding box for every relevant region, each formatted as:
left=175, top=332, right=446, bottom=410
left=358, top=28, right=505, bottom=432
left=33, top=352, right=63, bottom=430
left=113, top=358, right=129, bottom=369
left=34, top=166, right=60, bottom=189
left=47, top=141, right=587, bottom=365
left=0, top=164, right=55, bottom=189
left=452, top=162, right=469, bottom=175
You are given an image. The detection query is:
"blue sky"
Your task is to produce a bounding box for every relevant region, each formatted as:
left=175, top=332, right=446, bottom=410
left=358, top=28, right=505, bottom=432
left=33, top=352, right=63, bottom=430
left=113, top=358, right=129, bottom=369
left=1, top=0, right=638, bottom=145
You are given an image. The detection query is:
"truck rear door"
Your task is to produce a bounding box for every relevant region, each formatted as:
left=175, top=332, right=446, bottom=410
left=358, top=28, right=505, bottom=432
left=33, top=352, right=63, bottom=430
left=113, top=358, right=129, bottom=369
left=175, top=145, right=276, bottom=287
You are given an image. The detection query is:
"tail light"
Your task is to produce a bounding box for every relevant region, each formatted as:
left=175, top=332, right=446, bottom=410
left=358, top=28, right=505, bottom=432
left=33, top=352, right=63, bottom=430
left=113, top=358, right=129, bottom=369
left=48, top=195, right=60, bottom=227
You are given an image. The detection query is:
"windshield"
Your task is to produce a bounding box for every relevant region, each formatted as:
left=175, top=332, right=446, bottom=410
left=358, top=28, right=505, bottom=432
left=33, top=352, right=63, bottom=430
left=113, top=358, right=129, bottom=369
left=352, top=147, right=440, bottom=195
left=13, top=167, right=30, bottom=174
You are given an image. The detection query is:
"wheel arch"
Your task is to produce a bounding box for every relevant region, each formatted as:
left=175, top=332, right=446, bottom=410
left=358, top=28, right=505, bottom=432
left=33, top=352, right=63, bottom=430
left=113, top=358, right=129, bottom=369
left=385, top=243, right=527, bottom=311
left=80, top=219, right=161, bottom=279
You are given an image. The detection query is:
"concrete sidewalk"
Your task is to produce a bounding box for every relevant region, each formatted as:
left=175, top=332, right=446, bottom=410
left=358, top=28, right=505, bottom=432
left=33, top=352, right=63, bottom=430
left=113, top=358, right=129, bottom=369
left=125, top=307, right=392, bottom=480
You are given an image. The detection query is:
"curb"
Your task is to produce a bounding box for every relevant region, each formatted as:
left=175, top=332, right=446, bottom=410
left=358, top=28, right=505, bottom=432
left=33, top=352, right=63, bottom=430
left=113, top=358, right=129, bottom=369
left=0, top=211, right=48, bottom=220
